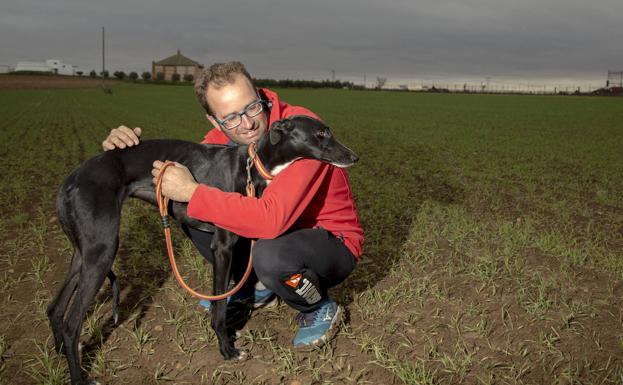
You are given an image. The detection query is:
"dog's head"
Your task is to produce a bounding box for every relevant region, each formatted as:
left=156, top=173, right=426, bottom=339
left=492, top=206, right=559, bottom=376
left=267, top=116, right=359, bottom=168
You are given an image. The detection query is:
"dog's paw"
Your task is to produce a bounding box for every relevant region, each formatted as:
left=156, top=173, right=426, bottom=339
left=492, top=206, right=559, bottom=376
left=234, top=349, right=249, bottom=362
left=220, top=344, right=250, bottom=362
left=78, top=378, right=100, bottom=385
left=220, top=344, right=240, bottom=360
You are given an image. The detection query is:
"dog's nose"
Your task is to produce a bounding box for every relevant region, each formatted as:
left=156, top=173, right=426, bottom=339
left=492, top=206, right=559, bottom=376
left=350, top=153, right=359, bottom=163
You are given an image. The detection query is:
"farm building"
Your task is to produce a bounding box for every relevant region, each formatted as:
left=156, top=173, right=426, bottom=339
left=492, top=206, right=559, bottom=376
left=14, top=59, right=83, bottom=75
left=152, top=50, right=203, bottom=81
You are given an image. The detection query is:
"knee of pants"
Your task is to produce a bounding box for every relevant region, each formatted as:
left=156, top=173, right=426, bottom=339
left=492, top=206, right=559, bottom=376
left=252, top=239, right=287, bottom=282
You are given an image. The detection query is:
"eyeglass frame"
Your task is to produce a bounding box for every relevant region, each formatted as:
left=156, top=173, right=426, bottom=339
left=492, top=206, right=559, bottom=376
left=212, top=93, right=273, bottom=131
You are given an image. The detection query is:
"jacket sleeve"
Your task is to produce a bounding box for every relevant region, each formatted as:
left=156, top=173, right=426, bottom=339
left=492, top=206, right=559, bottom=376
left=186, top=159, right=328, bottom=239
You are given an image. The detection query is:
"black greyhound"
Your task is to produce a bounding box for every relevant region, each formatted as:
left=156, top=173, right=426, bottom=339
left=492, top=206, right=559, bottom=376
left=47, top=116, right=359, bottom=385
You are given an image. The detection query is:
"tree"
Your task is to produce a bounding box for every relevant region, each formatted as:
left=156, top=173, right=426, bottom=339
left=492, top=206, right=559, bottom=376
left=171, top=73, right=181, bottom=82
left=89, top=70, right=97, bottom=77
left=100, top=70, right=109, bottom=78
left=113, top=71, right=126, bottom=80
left=183, top=73, right=194, bottom=82
left=141, top=72, right=151, bottom=81
left=129, top=71, right=138, bottom=80
left=156, top=72, right=164, bottom=81
left=76, top=71, right=84, bottom=77
left=375, top=77, right=387, bottom=89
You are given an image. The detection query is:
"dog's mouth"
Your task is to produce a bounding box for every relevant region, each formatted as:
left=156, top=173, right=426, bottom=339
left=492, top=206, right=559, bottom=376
left=321, top=145, right=359, bottom=168
left=321, top=157, right=358, bottom=168
left=329, top=161, right=356, bottom=168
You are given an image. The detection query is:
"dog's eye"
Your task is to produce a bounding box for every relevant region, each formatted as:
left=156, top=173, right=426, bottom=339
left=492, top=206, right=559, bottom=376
left=316, top=130, right=330, bottom=138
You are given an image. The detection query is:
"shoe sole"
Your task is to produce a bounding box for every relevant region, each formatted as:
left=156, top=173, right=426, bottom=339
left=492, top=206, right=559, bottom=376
left=293, top=305, right=343, bottom=351
left=252, top=295, right=279, bottom=309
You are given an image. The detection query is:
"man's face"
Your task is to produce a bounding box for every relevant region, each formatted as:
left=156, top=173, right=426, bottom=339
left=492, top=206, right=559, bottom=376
left=205, top=74, right=269, bottom=145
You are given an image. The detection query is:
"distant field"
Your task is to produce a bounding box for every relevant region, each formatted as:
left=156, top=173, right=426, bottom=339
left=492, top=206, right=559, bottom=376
left=0, top=74, right=118, bottom=90
left=0, top=84, right=622, bottom=384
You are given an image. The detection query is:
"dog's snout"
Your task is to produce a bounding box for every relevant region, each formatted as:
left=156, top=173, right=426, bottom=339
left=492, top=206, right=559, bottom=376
left=351, top=153, right=359, bottom=163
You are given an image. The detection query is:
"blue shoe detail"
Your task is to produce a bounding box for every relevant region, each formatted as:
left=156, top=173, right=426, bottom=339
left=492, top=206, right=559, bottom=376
left=293, top=299, right=343, bottom=348
left=199, top=287, right=276, bottom=311
left=243, top=288, right=278, bottom=309
left=198, top=298, right=223, bottom=310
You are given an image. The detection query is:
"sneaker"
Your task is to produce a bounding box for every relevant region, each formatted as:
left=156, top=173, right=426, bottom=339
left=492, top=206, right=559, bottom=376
left=199, top=287, right=277, bottom=311
left=293, top=298, right=343, bottom=348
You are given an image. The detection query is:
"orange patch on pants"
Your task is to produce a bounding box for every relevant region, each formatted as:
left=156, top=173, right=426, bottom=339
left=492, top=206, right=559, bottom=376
left=285, top=273, right=302, bottom=288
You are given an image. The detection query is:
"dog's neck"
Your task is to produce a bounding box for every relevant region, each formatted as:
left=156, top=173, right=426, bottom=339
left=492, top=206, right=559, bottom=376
left=252, top=135, right=295, bottom=179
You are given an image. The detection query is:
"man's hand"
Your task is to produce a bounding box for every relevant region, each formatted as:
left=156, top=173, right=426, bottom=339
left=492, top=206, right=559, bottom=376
left=151, top=160, right=199, bottom=202
left=102, top=126, right=142, bottom=151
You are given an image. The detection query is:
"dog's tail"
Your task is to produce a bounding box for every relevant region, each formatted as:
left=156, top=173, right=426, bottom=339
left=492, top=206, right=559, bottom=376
left=107, top=270, right=120, bottom=324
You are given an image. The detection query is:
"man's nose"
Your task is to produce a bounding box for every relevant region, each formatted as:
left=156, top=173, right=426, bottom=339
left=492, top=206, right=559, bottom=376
left=239, top=114, right=254, bottom=130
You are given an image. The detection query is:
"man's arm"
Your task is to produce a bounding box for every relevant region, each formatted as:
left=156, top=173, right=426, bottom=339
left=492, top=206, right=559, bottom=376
left=186, top=159, right=329, bottom=239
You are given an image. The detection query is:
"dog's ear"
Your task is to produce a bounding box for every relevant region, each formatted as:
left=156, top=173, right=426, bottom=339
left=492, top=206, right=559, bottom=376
left=269, top=128, right=281, bottom=145
left=283, top=119, right=295, bottom=131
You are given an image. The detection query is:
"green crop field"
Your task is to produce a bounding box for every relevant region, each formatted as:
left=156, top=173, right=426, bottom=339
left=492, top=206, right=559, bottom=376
left=1, top=82, right=622, bottom=384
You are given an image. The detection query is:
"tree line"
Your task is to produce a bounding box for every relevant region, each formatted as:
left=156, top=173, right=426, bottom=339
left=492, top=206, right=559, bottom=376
left=86, top=70, right=364, bottom=89
left=89, top=70, right=194, bottom=82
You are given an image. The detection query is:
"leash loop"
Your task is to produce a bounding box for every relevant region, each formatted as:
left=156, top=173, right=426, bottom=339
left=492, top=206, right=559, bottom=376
left=156, top=161, right=254, bottom=301
left=155, top=146, right=275, bottom=301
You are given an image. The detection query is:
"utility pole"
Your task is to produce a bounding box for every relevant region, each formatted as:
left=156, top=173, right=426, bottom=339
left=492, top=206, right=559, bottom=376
left=331, top=69, right=335, bottom=82
left=102, top=26, right=105, bottom=89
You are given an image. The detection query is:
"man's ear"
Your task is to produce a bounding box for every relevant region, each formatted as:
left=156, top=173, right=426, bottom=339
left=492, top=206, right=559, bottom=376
left=269, top=128, right=281, bottom=145
left=206, top=114, right=222, bottom=131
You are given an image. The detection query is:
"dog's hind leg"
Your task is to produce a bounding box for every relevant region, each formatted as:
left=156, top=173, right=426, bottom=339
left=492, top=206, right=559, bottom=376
left=62, top=243, right=117, bottom=385
left=60, top=189, right=121, bottom=385
left=47, top=248, right=81, bottom=354
left=211, top=229, right=240, bottom=360
left=108, top=270, right=120, bottom=324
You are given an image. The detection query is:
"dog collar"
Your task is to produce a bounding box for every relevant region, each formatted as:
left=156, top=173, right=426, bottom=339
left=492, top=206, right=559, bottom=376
left=247, top=142, right=273, bottom=181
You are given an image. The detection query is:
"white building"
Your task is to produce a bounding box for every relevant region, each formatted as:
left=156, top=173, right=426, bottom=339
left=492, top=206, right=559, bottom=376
left=0, top=65, right=13, bottom=74
left=14, top=59, right=84, bottom=76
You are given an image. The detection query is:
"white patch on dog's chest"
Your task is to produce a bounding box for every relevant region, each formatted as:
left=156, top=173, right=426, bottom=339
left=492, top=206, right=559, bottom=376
left=267, top=161, right=294, bottom=185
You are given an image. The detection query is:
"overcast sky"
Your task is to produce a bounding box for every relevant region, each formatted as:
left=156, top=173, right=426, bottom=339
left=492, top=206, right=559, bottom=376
left=1, top=0, right=621, bottom=87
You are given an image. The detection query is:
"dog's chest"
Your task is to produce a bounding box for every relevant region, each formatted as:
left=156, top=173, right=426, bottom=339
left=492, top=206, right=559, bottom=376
left=266, top=161, right=294, bottom=185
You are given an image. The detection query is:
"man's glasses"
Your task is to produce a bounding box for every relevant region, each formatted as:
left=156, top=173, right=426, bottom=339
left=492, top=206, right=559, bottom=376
left=214, top=98, right=271, bottom=130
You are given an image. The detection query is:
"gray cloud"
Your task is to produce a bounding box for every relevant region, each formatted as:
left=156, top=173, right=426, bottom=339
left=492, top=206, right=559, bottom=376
left=1, top=0, right=621, bottom=85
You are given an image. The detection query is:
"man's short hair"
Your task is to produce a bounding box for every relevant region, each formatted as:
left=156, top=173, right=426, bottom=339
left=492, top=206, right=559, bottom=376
left=194, top=61, right=255, bottom=115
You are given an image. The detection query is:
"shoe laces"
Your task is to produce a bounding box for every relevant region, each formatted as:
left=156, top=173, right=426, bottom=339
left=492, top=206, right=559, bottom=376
left=295, top=301, right=333, bottom=327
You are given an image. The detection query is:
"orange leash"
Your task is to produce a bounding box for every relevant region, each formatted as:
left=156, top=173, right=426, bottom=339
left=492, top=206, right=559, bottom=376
left=156, top=162, right=254, bottom=301
left=155, top=145, right=273, bottom=301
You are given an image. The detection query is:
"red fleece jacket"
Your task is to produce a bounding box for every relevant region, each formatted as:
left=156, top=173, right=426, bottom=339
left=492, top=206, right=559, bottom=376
left=187, top=88, right=364, bottom=258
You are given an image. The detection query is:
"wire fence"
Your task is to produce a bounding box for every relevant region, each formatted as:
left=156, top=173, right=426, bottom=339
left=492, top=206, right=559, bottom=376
left=374, top=81, right=604, bottom=95
left=607, top=71, right=623, bottom=88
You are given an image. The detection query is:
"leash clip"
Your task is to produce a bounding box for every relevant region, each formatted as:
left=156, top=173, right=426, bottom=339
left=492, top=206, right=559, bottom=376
left=161, top=214, right=171, bottom=229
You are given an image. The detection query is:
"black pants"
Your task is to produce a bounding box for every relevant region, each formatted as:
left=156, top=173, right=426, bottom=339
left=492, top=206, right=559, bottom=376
left=182, top=226, right=356, bottom=313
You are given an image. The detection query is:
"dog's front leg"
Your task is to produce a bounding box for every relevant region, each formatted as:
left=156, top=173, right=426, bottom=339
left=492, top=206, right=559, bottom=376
left=211, top=228, right=240, bottom=360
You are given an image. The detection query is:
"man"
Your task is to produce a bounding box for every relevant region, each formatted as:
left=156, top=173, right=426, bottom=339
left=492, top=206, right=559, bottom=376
left=103, top=61, right=363, bottom=348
